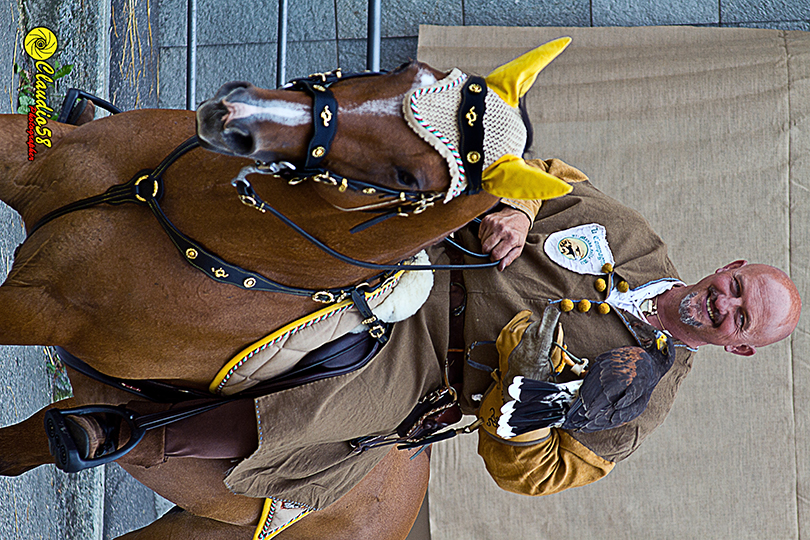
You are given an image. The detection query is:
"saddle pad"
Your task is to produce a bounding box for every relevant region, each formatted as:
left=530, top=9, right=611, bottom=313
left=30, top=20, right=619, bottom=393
left=210, top=277, right=398, bottom=396
left=211, top=250, right=434, bottom=396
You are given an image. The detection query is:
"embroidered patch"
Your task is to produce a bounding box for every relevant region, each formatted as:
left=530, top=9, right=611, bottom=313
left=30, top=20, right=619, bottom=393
left=544, top=223, right=614, bottom=275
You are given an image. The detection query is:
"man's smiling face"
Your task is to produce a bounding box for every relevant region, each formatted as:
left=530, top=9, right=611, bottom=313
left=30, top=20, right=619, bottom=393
left=665, top=260, right=800, bottom=356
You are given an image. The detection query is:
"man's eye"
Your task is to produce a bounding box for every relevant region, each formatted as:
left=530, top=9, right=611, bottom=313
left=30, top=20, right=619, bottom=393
left=733, top=277, right=741, bottom=296
left=738, top=311, right=746, bottom=329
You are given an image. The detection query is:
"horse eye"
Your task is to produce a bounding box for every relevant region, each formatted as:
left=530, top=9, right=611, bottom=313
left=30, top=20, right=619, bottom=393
left=396, top=168, right=419, bottom=189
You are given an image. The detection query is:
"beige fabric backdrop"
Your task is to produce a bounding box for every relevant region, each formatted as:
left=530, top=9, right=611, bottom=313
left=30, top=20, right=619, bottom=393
left=418, top=25, right=808, bottom=540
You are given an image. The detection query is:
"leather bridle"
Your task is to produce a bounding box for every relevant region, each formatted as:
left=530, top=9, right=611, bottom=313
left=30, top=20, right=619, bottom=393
left=27, top=69, right=499, bottom=341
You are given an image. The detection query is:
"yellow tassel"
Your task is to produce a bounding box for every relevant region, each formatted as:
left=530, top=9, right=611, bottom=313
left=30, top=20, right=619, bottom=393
left=560, top=299, right=574, bottom=312
left=598, top=303, right=611, bottom=315
left=577, top=299, right=591, bottom=313
left=617, top=281, right=629, bottom=293
left=594, top=278, right=606, bottom=292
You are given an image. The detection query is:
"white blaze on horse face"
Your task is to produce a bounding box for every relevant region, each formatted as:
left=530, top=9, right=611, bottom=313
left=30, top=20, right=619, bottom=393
left=343, top=68, right=439, bottom=118
left=223, top=99, right=310, bottom=126
left=344, top=97, right=401, bottom=117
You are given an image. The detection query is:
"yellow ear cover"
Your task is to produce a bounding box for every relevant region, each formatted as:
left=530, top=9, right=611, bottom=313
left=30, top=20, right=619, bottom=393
left=482, top=155, right=573, bottom=200
left=485, top=37, right=572, bottom=107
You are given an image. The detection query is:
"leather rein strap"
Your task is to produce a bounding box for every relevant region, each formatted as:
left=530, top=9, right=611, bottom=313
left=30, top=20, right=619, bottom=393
left=26, top=71, right=499, bottom=317
left=26, top=137, right=395, bottom=313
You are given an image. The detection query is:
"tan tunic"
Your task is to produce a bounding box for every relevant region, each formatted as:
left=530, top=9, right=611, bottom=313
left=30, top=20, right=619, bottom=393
left=222, top=159, right=695, bottom=506
left=459, top=172, right=696, bottom=494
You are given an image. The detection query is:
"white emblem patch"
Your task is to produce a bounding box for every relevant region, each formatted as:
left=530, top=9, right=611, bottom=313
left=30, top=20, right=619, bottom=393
left=544, top=223, right=614, bottom=275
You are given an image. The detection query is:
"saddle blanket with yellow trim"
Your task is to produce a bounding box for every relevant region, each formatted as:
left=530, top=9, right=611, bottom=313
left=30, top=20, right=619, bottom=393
left=253, top=497, right=315, bottom=540
left=211, top=251, right=433, bottom=396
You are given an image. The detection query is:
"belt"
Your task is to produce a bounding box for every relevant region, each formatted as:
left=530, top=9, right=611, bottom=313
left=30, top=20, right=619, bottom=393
left=447, top=247, right=467, bottom=387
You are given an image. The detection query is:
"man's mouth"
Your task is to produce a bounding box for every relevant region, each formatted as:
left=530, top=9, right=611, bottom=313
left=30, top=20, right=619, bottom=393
left=706, top=287, right=721, bottom=327
left=706, top=293, right=716, bottom=325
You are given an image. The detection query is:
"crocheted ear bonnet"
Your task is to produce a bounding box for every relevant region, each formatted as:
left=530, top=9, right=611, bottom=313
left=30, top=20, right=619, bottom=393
left=402, top=37, right=575, bottom=203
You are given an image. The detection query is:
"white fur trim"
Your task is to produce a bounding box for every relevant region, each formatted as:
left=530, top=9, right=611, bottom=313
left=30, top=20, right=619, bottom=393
left=350, top=250, right=434, bottom=332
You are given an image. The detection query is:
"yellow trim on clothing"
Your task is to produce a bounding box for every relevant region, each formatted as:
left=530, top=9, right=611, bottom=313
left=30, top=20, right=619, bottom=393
left=253, top=498, right=315, bottom=540
left=253, top=499, right=273, bottom=540
left=209, top=271, right=405, bottom=394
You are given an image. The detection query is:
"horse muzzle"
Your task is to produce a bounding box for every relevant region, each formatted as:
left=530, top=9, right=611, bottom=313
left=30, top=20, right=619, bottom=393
left=196, top=81, right=259, bottom=157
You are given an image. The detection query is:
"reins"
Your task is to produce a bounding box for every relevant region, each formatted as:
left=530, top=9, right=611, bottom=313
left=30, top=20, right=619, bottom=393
left=29, top=70, right=502, bottom=338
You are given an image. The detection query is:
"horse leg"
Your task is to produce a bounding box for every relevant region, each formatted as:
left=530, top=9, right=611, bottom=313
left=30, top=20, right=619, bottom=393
left=0, top=396, right=77, bottom=476
left=277, top=446, right=431, bottom=540
left=0, top=359, right=147, bottom=476
left=115, top=507, right=254, bottom=540
left=116, top=445, right=429, bottom=540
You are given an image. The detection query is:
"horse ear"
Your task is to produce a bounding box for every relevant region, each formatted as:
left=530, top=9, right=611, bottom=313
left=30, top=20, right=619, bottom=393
left=482, top=155, right=572, bottom=200
left=485, top=37, right=572, bottom=108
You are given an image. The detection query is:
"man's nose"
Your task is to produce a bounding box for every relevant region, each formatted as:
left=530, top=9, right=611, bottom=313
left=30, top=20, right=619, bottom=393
left=715, top=294, right=742, bottom=314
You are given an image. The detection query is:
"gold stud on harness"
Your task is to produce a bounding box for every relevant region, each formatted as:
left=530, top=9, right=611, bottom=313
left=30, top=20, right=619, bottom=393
left=465, top=107, right=478, bottom=127
left=312, top=291, right=337, bottom=303
left=320, top=106, right=333, bottom=127
left=185, top=248, right=198, bottom=260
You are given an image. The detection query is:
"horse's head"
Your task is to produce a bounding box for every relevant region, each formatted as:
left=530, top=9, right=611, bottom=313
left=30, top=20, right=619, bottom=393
left=197, top=64, right=455, bottom=196
left=197, top=38, right=576, bottom=205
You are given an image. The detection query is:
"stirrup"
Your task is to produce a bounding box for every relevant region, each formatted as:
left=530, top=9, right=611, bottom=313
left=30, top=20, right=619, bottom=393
left=44, top=406, right=146, bottom=473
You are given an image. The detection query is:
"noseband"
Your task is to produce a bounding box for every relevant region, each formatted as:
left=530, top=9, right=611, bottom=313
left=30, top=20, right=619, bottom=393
left=231, top=69, right=489, bottom=231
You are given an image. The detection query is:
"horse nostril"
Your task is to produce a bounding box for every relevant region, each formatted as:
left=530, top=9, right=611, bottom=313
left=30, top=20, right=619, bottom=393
left=222, top=121, right=254, bottom=155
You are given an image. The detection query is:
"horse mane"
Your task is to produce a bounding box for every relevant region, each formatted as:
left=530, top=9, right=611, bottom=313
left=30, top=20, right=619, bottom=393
left=519, top=97, right=534, bottom=156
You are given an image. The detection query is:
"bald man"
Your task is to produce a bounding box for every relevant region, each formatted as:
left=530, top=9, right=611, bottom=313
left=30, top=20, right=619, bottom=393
left=463, top=160, right=801, bottom=496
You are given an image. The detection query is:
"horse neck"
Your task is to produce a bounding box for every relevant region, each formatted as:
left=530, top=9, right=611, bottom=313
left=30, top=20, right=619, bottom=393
left=162, top=155, right=498, bottom=291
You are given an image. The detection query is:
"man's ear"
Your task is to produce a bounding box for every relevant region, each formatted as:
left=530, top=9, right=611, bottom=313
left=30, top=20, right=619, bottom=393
left=716, top=259, right=748, bottom=274
left=725, top=343, right=755, bottom=356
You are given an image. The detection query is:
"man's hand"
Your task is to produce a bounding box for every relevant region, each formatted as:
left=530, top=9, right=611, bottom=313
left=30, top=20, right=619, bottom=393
left=478, top=206, right=532, bottom=271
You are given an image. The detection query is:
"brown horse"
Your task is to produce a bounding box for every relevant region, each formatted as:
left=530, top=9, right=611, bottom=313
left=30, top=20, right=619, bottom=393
left=0, top=39, right=572, bottom=539
left=0, top=61, right=493, bottom=537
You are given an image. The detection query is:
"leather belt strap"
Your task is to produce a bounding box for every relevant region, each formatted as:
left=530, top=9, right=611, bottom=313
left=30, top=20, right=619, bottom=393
left=296, top=81, right=339, bottom=173
left=447, top=246, right=467, bottom=387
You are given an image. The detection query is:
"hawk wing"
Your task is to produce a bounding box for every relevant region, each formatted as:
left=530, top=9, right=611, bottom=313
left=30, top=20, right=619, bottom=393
left=562, top=346, right=657, bottom=433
